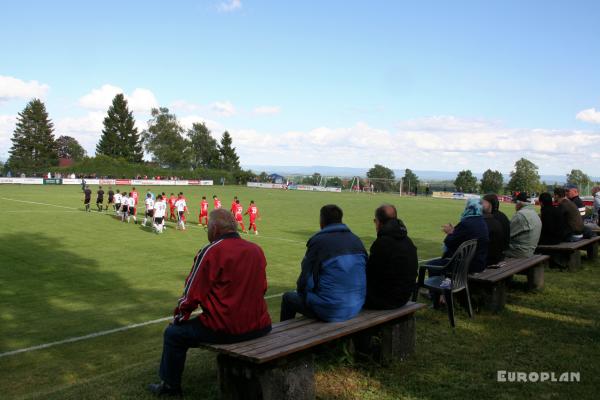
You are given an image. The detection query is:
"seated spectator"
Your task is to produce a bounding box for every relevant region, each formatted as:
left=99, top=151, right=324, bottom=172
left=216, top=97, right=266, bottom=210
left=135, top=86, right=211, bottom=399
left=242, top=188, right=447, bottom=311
left=538, top=192, right=568, bottom=245
left=481, top=197, right=505, bottom=265
left=280, top=205, right=367, bottom=322
left=554, top=187, right=584, bottom=241
left=482, top=193, right=511, bottom=251
left=593, top=186, right=600, bottom=225
left=440, top=198, right=489, bottom=273
left=505, top=193, right=542, bottom=258
left=364, top=204, right=418, bottom=309
left=148, top=209, right=272, bottom=397
left=565, top=184, right=586, bottom=219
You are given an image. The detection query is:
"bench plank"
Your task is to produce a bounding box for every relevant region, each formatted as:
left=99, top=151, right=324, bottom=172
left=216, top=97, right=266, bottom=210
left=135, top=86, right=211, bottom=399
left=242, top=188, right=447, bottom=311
left=469, top=255, right=550, bottom=284
left=207, top=302, right=425, bottom=364
left=536, top=236, right=600, bottom=252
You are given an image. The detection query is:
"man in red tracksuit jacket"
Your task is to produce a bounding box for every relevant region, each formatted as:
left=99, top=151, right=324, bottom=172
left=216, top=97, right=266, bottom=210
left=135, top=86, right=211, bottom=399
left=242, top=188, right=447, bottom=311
left=148, top=209, right=272, bottom=397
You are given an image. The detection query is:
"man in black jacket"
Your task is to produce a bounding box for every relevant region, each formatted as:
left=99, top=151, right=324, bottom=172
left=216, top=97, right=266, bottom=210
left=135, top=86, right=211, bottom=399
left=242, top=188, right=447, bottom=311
left=364, top=204, right=418, bottom=309
left=538, top=192, right=568, bottom=245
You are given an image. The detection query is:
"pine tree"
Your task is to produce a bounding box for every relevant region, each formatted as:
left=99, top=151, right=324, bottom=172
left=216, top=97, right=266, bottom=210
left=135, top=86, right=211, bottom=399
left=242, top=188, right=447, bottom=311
left=218, top=131, right=240, bottom=171
left=8, top=99, right=58, bottom=172
left=97, top=94, right=142, bottom=162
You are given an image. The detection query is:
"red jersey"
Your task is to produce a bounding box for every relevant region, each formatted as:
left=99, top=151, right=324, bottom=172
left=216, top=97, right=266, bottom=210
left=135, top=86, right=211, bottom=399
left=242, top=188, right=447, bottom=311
left=234, top=204, right=243, bottom=221
left=174, top=234, right=271, bottom=335
left=132, top=191, right=139, bottom=205
left=200, top=200, right=209, bottom=215
left=214, top=199, right=222, bottom=209
left=230, top=201, right=237, bottom=213
left=169, top=196, right=177, bottom=208
left=248, top=205, right=258, bottom=222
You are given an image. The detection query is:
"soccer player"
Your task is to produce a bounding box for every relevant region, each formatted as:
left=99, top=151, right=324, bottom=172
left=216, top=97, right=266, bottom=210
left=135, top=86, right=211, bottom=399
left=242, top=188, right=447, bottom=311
left=230, top=196, right=238, bottom=214
left=153, top=195, right=166, bottom=233
left=83, top=185, right=92, bottom=212
left=234, top=199, right=247, bottom=233
left=175, top=193, right=189, bottom=230
left=106, top=187, right=115, bottom=212
left=143, top=193, right=155, bottom=227
left=121, top=192, right=129, bottom=222
left=127, top=192, right=137, bottom=224
left=213, top=195, right=222, bottom=210
left=114, top=190, right=122, bottom=215
left=199, top=196, right=209, bottom=227
left=131, top=187, right=139, bottom=206
left=131, top=187, right=139, bottom=220
left=146, top=188, right=155, bottom=201
left=245, top=200, right=260, bottom=235
left=96, top=186, right=105, bottom=212
left=169, top=193, right=177, bottom=221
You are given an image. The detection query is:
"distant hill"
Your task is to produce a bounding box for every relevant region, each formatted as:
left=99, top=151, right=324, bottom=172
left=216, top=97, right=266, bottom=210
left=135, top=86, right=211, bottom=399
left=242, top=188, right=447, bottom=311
left=243, top=164, right=596, bottom=184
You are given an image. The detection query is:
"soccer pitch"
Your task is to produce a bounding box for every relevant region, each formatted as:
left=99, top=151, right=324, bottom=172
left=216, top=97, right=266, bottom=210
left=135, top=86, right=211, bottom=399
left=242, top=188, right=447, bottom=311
left=1, top=185, right=598, bottom=399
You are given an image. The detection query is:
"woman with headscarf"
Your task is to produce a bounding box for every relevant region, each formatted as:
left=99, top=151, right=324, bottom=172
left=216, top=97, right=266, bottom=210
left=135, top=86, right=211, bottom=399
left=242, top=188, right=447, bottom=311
left=482, top=193, right=511, bottom=250
left=440, top=198, right=490, bottom=273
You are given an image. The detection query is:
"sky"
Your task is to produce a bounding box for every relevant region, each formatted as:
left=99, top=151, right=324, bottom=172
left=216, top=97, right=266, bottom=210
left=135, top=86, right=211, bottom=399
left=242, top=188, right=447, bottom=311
left=1, top=0, right=600, bottom=175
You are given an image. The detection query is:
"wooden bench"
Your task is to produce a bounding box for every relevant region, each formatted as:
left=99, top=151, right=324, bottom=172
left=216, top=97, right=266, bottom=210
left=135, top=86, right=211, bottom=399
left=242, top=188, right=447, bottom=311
left=201, top=302, right=425, bottom=400
left=467, top=255, right=549, bottom=312
left=536, top=236, right=600, bottom=271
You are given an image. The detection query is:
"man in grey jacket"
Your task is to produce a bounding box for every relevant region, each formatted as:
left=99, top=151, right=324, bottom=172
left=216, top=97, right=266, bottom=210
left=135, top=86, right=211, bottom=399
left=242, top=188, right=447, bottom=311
left=504, top=192, right=542, bottom=258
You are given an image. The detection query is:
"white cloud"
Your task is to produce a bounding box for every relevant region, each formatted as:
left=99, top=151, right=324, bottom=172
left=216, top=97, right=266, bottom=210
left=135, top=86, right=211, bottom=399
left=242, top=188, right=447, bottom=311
left=226, top=117, right=600, bottom=174
left=170, top=100, right=203, bottom=113
left=218, top=0, right=242, bottom=12
left=211, top=101, right=236, bottom=117
left=0, top=75, right=49, bottom=101
left=0, top=115, right=17, bottom=159
left=54, top=112, right=105, bottom=155
left=78, top=84, right=158, bottom=113
left=576, top=108, right=600, bottom=124
left=179, top=115, right=223, bottom=133
left=253, top=106, right=281, bottom=115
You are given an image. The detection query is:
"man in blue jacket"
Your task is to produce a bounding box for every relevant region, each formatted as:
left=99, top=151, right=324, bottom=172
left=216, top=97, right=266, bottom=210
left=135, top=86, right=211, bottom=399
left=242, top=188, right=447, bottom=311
left=280, top=204, right=367, bottom=322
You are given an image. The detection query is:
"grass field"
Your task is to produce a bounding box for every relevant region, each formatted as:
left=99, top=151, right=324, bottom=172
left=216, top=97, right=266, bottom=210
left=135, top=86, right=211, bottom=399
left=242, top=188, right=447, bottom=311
left=0, top=184, right=598, bottom=400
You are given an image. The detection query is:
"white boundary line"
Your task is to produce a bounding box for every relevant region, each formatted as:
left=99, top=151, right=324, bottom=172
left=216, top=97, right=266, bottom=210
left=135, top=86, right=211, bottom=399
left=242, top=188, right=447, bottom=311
left=0, top=292, right=285, bottom=359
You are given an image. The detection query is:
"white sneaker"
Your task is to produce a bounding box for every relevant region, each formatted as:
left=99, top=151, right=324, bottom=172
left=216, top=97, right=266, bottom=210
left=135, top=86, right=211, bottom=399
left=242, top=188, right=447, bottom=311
left=440, top=278, right=452, bottom=289
left=255, top=231, right=258, bottom=235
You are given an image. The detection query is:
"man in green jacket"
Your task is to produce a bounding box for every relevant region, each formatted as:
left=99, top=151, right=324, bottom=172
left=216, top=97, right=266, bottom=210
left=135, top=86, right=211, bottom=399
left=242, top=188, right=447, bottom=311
left=505, top=192, right=542, bottom=258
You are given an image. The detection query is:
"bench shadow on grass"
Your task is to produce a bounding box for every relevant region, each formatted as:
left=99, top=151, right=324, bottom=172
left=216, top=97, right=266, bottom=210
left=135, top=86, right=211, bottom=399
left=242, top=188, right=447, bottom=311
left=0, top=232, right=174, bottom=353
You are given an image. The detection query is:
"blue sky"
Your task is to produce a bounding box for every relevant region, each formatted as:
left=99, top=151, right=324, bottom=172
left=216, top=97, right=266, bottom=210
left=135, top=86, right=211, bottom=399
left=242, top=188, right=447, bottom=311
left=1, top=0, right=599, bottom=175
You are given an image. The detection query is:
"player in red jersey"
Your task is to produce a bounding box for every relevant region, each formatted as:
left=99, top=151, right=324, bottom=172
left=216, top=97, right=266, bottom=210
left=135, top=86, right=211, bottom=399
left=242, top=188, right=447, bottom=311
left=169, top=193, right=177, bottom=221
left=230, top=196, right=238, bottom=214
left=233, top=200, right=247, bottom=233
left=131, top=187, right=139, bottom=216
left=199, top=196, right=209, bottom=227
left=213, top=195, right=222, bottom=210
left=245, top=200, right=260, bottom=235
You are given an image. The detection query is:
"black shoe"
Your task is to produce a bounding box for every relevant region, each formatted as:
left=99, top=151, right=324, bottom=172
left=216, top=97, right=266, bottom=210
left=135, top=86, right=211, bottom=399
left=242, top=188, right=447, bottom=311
left=147, top=381, right=183, bottom=397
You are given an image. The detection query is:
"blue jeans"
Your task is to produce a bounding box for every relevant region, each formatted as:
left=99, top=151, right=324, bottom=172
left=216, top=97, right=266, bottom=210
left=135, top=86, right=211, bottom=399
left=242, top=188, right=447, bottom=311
left=159, top=318, right=270, bottom=387
left=280, top=291, right=317, bottom=321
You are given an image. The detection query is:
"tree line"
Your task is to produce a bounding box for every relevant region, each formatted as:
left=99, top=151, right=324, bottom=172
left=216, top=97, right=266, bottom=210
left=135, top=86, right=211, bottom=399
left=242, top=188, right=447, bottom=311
left=364, top=160, right=597, bottom=195
left=5, top=95, right=241, bottom=174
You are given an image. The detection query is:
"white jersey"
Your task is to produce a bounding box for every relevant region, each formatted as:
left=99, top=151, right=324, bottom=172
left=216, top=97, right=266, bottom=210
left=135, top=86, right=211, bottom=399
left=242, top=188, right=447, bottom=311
left=175, top=199, right=187, bottom=212
left=128, top=197, right=135, bottom=207
left=154, top=201, right=166, bottom=218
left=114, top=193, right=122, bottom=203
left=145, top=198, right=154, bottom=210
left=121, top=195, right=128, bottom=205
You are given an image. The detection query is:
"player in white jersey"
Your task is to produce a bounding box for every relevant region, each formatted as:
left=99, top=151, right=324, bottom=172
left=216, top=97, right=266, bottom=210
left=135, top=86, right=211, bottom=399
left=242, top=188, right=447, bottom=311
left=153, top=195, right=167, bottom=233
left=143, top=193, right=155, bottom=227
left=127, top=193, right=137, bottom=224
left=120, top=193, right=129, bottom=222
left=114, top=190, right=123, bottom=215
left=174, top=192, right=188, bottom=230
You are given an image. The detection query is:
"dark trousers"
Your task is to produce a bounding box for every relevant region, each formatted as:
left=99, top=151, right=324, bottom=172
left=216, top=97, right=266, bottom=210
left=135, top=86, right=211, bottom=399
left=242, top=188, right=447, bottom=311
left=280, top=291, right=317, bottom=321
left=159, top=318, right=270, bottom=387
